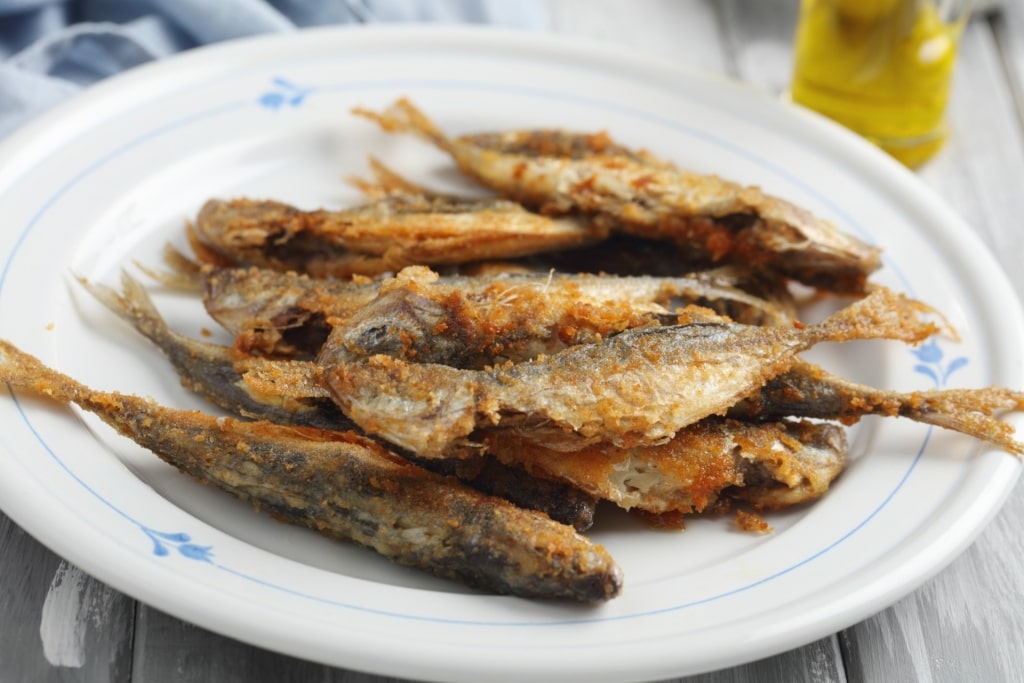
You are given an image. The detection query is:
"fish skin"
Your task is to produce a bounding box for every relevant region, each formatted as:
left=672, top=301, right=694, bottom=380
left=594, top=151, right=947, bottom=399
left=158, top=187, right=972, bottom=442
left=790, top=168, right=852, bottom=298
left=731, top=360, right=1024, bottom=456
left=0, top=340, right=622, bottom=602
left=82, top=272, right=345, bottom=430
left=320, top=285, right=940, bottom=458
left=161, top=247, right=794, bottom=359
left=482, top=417, right=848, bottom=515
left=200, top=264, right=381, bottom=357
left=84, top=273, right=601, bottom=530
left=352, top=98, right=883, bottom=294
left=193, top=188, right=603, bottom=279
left=319, top=264, right=794, bottom=372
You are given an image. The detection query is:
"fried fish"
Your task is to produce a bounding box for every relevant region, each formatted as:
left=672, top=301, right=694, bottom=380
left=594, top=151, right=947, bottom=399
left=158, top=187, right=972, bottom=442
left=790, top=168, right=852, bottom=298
left=320, top=285, right=940, bottom=457
left=82, top=272, right=601, bottom=530
left=483, top=417, right=848, bottom=515
left=352, top=98, right=883, bottom=293
left=0, top=340, right=621, bottom=602
left=192, top=185, right=604, bottom=278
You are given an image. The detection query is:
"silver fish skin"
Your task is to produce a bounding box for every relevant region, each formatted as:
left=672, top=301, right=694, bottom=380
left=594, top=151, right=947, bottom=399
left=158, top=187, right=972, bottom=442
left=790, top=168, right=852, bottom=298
left=731, top=360, right=1024, bottom=456
left=321, top=265, right=794, bottom=371
left=201, top=265, right=382, bottom=357
left=320, top=285, right=940, bottom=458
left=82, top=272, right=344, bottom=430
left=0, top=340, right=622, bottom=602
left=191, top=258, right=794, bottom=361
left=193, top=187, right=604, bottom=279
left=352, top=98, right=883, bottom=294
left=85, top=273, right=601, bottom=530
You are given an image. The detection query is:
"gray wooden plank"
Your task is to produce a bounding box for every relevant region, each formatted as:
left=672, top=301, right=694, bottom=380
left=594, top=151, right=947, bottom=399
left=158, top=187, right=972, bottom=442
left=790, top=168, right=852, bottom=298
left=992, top=0, right=1024, bottom=130
left=917, top=11, right=1024, bottom=275
left=674, top=637, right=846, bottom=683
left=131, top=604, right=371, bottom=683
left=0, top=511, right=134, bottom=683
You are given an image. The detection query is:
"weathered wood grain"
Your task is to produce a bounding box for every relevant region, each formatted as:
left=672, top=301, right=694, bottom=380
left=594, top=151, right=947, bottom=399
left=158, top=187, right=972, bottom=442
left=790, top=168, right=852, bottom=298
left=130, top=605, right=363, bottom=683
left=992, top=0, right=1024, bottom=131
left=0, top=511, right=134, bottom=683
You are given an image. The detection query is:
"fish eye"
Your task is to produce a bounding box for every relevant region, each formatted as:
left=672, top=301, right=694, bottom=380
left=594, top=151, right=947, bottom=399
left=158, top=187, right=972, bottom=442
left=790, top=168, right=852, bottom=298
left=357, top=323, right=392, bottom=350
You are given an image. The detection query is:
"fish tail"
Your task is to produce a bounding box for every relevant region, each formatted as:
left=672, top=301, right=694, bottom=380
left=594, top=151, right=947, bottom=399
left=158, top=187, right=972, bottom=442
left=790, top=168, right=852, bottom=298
left=351, top=97, right=456, bottom=154
left=346, top=156, right=436, bottom=199
left=908, top=388, right=1024, bottom=457
left=81, top=271, right=168, bottom=344
left=812, top=286, right=944, bottom=345
left=133, top=243, right=204, bottom=292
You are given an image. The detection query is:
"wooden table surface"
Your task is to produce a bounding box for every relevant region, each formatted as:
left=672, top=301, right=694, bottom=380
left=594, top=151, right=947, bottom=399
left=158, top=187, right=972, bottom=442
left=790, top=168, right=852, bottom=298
left=3, top=1, right=1023, bottom=681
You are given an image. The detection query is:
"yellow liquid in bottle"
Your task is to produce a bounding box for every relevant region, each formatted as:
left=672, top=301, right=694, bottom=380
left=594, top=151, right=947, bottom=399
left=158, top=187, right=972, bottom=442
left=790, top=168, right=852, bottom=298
left=790, top=0, right=968, bottom=167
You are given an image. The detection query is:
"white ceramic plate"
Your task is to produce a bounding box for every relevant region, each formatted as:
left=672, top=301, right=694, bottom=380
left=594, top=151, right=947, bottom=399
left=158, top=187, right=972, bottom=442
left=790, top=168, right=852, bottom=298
left=0, top=26, right=1021, bottom=683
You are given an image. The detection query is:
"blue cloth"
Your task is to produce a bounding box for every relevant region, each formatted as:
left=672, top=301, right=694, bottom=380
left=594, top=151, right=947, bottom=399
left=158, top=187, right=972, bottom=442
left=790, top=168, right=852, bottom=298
left=0, top=0, right=547, bottom=138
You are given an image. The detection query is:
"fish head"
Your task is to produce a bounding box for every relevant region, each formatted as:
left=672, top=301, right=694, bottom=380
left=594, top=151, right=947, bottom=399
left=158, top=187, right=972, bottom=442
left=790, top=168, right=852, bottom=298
left=322, top=288, right=460, bottom=365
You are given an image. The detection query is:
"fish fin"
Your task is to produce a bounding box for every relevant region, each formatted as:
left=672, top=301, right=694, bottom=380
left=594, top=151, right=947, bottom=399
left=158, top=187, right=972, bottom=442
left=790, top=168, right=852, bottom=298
left=908, top=388, right=1024, bottom=457
left=345, top=156, right=438, bottom=200
left=351, top=98, right=455, bottom=153
left=79, top=271, right=159, bottom=331
left=814, top=286, right=942, bottom=345
left=131, top=243, right=204, bottom=292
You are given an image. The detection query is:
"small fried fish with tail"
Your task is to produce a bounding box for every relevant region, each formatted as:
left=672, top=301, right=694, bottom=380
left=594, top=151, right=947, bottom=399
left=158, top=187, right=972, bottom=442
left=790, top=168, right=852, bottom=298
left=352, top=98, right=882, bottom=294
left=191, top=159, right=606, bottom=278
left=318, top=285, right=941, bottom=458
left=0, top=340, right=622, bottom=602
left=81, top=272, right=601, bottom=531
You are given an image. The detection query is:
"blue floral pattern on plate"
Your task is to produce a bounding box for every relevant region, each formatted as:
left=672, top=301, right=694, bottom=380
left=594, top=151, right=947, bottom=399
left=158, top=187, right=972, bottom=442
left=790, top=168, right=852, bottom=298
left=140, top=525, right=213, bottom=562
left=258, top=77, right=317, bottom=109
left=911, top=338, right=968, bottom=388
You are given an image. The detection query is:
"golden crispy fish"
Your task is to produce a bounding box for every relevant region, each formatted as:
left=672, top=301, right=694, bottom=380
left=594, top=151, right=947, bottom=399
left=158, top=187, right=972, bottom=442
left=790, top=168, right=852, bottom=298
left=0, top=340, right=621, bottom=601
left=319, top=285, right=940, bottom=457
left=151, top=245, right=794, bottom=359
left=353, top=98, right=883, bottom=293
left=83, top=272, right=601, bottom=530
left=192, top=185, right=604, bottom=278
left=731, top=360, right=1024, bottom=456
left=82, top=272, right=343, bottom=429
left=483, top=417, right=848, bottom=515
left=324, top=265, right=794, bottom=370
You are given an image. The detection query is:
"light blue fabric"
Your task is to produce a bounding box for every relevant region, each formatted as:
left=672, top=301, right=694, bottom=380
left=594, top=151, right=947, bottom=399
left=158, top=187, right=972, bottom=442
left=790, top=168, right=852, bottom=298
left=0, top=0, right=547, bottom=138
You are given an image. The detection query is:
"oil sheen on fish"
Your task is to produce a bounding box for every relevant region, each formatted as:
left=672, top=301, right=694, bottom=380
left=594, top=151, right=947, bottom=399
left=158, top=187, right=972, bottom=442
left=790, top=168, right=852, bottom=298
left=319, top=285, right=940, bottom=457
left=0, top=340, right=621, bottom=602
left=192, top=185, right=604, bottom=278
left=352, top=98, right=883, bottom=293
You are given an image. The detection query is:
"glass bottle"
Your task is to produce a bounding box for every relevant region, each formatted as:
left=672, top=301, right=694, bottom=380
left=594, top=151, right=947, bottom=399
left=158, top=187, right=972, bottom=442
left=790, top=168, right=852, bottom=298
left=790, top=0, right=974, bottom=167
